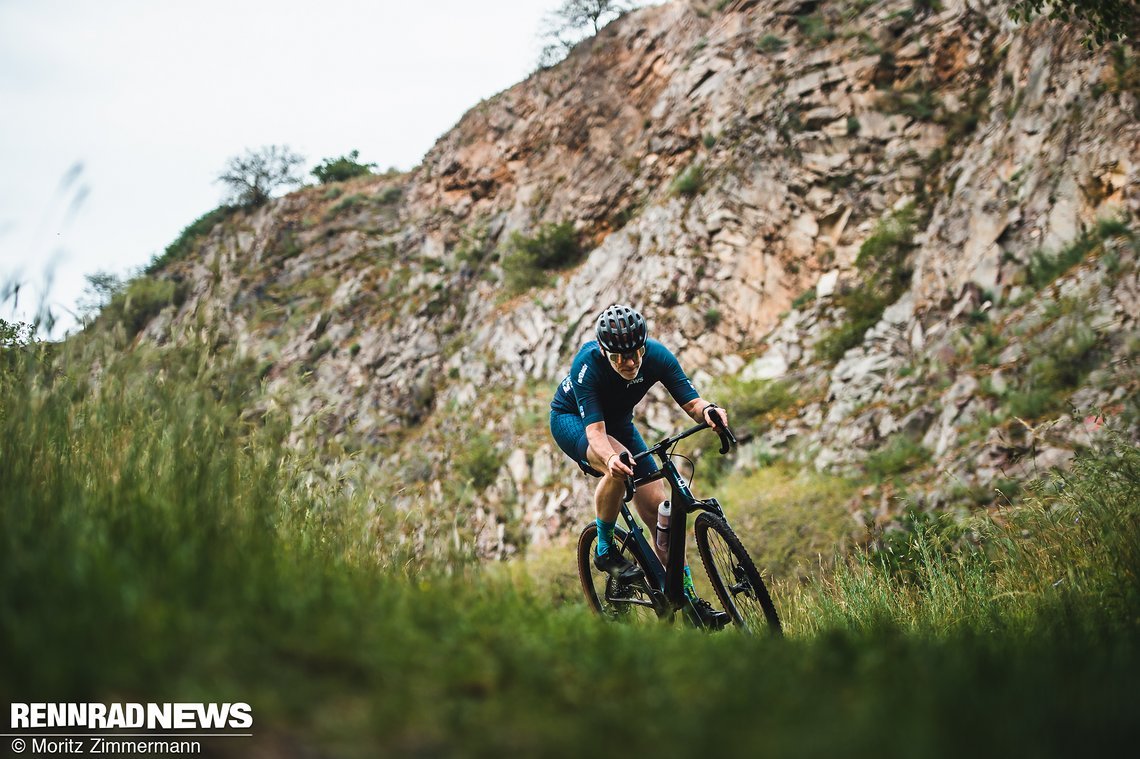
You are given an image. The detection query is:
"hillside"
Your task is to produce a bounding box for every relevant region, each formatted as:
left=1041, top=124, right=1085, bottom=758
left=119, top=0, right=1137, bottom=566
left=4, top=1, right=1140, bottom=754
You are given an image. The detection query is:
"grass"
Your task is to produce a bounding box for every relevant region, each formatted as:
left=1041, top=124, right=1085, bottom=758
left=2, top=325, right=1139, bottom=756
left=704, top=464, right=862, bottom=580
left=784, top=437, right=1140, bottom=636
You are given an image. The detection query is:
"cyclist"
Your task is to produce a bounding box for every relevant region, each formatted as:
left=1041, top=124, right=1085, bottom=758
left=550, top=303, right=731, bottom=627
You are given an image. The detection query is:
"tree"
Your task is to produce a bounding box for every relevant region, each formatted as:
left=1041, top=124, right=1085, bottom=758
left=1009, top=0, right=1140, bottom=47
left=77, top=271, right=125, bottom=322
left=539, top=0, right=634, bottom=67
left=311, top=150, right=377, bottom=184
left=0, top=318, right=34, bottom=348
left=217, top=145, right=305, bottom=207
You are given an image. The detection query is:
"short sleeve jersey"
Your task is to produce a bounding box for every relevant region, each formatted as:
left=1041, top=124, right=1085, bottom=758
left=550, top=338, right=700, bottom=424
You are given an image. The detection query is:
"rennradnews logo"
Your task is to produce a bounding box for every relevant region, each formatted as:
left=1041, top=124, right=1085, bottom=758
left=11, top=702, right=253, bottom=729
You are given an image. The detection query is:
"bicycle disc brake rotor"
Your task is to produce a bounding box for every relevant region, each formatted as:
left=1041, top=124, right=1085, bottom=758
left=730, top=564, right=754, bottom=595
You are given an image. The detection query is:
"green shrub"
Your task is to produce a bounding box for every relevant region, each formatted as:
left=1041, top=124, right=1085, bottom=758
left=971, top=323, right=1006, bottom=366
left=791, top=289, right=817, bottom=309
left=1027, top=219, right=1134, bottom=290
left=102, top=277, right=185, bottom=336
left=457, top=432, right=505, bottom=491
left=876, top=79, right=943, bottom=122
left=755, top=34, right=787, bottom=53
left=0, top=318, right=34, bottom=348
left=1027, top=233, right=1098, bottom=289
left=311, top=150, right=376, bottom=184
left=797, top=14, right=835, bottom=45
left=670, top=162, right=705, bottom=197
left=377, top=185, right=403, bottom=204
left=0, top=319, right=38, bottom=376
left=865, top=435, right=930, bottom=481
left=1003, top=309, right=1103, bottom=421
left=501, top=221, right=584, bottom=294
left=712, top=376, right=796, bottom=436
left=816, top=205, right=917, bottom=363
left=326, top=193, right=370, bottom=219
left=146, top=205, right=237, bottom=273
left=815, top=319, right=873, bottom=363
left=1006, top=387, right=1055, bottom=421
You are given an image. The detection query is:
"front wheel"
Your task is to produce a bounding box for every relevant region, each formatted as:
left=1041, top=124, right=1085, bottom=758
left=577, top=523, right=661, bottom=624
left=694, top=512, right=782, bottom=635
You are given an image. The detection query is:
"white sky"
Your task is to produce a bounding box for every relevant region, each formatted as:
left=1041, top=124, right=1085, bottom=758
left=0, top=0, right=605, bottom=337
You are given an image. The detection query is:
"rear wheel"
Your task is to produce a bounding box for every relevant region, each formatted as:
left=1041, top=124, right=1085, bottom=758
left=577, top=523, right=661, bottom=624
left=694, top=513, right=782, bottom=635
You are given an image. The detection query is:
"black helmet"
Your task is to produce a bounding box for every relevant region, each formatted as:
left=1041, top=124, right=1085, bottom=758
left=595, top=304, right=647, bottom=353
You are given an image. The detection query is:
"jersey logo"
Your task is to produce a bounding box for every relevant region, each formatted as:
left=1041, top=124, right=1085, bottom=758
left=626, top=376, right=644, bottom=387
left=561, top=375, right=572, bottom=393
left=577, top=365, right=589, bottom=383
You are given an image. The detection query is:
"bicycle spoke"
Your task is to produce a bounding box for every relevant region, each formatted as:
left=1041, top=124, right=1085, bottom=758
left=705, top=527, right=768, bottom=631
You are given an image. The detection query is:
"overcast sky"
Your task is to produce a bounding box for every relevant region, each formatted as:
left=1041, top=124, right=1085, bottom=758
left=0, top=0, right=626, bottom=337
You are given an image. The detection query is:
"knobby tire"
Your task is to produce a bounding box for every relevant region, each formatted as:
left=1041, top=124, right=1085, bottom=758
left=694, top=512, right=782, bottom=635
left=577, top=523, right=659, bottom=624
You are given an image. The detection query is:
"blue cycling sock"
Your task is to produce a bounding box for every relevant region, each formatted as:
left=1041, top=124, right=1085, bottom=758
left=682, top=565, right=696, bottom=599
left=596, top=518, right=616, bottom=557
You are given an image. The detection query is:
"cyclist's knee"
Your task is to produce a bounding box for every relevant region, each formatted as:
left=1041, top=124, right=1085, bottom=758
left=634, top=479, right=666, bottom=507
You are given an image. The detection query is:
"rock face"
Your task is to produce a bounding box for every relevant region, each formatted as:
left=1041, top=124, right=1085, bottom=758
left=145, top=0, right=1139, bottom=557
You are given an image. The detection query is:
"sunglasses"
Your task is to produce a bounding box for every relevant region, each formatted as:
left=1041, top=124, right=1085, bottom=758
left=606, top=346, right=646, bottom=364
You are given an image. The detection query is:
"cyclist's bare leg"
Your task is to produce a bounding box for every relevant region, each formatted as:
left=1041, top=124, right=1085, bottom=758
left=632, top=479, right=669, bottom=565
left=586, top=437, right=671, bottom=565
left=586, top=436, right=632, bottom=525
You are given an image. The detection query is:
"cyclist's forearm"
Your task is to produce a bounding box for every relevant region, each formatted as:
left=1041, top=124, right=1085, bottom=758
left=585, top=422, right=618, bottom=465
left=682, top=397, right=711, bottom=423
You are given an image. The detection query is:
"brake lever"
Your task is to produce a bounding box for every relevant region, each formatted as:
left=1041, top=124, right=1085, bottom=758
left=708, top=410, right=737, bottom=455
left=619, top=451, right=636, bottom=503
left=717, top=425, right=737, bottom=455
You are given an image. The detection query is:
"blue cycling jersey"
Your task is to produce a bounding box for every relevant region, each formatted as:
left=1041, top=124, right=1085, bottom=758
left=550, top=338, right=700, bottom=425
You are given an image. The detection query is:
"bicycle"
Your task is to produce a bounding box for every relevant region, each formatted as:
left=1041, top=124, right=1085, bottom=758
left=576, top=419, right=782, bottom=634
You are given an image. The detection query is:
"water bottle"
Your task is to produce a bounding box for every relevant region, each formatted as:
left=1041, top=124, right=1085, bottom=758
left=655, top=500, right=672, bottom=554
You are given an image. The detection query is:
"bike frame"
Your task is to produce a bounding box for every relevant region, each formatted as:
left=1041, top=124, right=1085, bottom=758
left=612, top=421, right=731, bottom=620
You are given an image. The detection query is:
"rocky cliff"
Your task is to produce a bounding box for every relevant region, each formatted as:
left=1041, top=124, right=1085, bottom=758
left=139, top=0, right=1139, bottom=564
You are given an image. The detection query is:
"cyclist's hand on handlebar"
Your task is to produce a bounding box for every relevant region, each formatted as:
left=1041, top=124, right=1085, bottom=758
left=703, top=404, right=730, bottom=430
left=606, top=451, right=634, bottom=480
